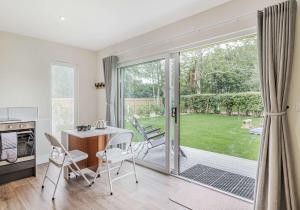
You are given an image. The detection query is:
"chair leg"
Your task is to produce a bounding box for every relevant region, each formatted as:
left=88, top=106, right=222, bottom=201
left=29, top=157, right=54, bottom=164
left=72, top=162, right=91, bottom=186
left=116, top=161, right=123, bottom=175
left=42, top=147, right=55, bottom=189
left=106, top=163, right=113, bottom=195
left=142, top=148, right=149, bottom=159
left=146, top=141, right=151, bottom=151
left=92, top=165, right=101, bottom=184
left=137, top=141, right=146, bottom=157
left=52, top=165, right=63, bottom=201
left=132, top=157, right=138, bottom=183
left=41, top=162, right=51, bottom=189
left=180, top=147, right=187, bottom=158
left=68, top=165, right=80, bottom=177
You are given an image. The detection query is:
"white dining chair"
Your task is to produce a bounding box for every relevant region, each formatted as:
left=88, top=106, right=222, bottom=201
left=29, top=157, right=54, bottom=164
left=92, top=131, right=138, bottom=195
left=42, top=133, right=91, bottom=200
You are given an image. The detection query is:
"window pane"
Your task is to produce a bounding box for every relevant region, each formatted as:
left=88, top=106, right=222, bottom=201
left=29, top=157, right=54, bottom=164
left=51, top=65, right=74, bottom=98
left=51, top=65, right=75, bottom=136
left=122, top=59, right=166, bottom=168
left=178, top=35, right=262, bottom=201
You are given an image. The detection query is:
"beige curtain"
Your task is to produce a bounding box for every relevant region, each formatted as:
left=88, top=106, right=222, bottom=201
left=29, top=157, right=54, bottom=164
left=254, top=0, right=297, bottom=210
left=103, top=56, right=118, bottom=126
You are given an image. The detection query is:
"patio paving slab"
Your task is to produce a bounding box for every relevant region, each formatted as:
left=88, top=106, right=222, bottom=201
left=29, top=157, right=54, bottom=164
left=134, top=143, right=258, bottom=178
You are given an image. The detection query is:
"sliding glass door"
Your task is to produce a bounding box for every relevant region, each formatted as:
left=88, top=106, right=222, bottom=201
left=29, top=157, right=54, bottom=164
left=119, top=58, right=170, bottom=172
left=172, top=35, right=262, bottom=201
left=117, top=36, right=261, bottom=195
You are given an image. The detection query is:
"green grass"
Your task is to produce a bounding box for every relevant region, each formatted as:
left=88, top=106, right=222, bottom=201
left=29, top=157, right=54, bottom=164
left=126, top=114, right=262, bottom=160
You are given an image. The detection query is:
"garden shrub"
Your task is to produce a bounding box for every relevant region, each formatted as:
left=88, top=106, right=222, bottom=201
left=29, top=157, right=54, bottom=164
left=181, top=92, right=263, bottom=116
left=219, top=93, right=235, bottom=115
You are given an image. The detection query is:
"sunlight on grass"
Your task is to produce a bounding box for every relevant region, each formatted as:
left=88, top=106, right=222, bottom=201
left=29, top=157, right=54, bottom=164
left=126, top=114, right=262, bottom=161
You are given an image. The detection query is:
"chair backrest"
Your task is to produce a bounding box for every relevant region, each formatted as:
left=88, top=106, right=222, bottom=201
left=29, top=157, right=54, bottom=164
left=105, top=132, right=134, bottom=152
left=132, top=116, right=142, bottom=128
left=131, top=116, right=148, bottom=141
left=129, top=117, right=138, bottom=129
left=44, top=133, right=68, bottom=154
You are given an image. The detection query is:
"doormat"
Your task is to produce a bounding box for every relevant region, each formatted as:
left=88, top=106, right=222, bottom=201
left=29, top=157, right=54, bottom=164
left=180, top=164, right=255, bottom=200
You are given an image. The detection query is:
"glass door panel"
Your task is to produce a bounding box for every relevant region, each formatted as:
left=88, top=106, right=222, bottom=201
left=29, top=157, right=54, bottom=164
left=120, top=59, right=168, bottom=171
left=175, top=35, right=262, bottom=201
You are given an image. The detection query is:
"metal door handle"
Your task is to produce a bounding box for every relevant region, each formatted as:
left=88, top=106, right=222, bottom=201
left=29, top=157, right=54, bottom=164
left=171, top=107, right=177, bottom=123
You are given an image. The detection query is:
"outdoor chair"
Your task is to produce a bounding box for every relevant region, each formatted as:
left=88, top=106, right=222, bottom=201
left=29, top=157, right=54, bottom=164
left=130, top=116, right=165, bottom=155
left=130, top=116, right=186, bottom=158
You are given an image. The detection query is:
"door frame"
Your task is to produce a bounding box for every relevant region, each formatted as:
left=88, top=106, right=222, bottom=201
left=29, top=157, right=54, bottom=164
left=170, top=52, right=181, bottom=175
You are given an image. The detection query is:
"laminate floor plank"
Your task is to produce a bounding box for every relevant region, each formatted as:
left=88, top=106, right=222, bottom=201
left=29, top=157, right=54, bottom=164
left=0, top=162, right=251, bottom=210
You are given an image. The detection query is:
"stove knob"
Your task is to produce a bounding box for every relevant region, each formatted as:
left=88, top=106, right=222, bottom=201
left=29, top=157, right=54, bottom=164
left=20, top=124, right=24, bottom=128
left=8, top=125, right=13, bottom=129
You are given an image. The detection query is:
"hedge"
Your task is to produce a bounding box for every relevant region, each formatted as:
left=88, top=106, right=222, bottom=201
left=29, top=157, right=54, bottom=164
left=181, top=92, right=263, bottom=116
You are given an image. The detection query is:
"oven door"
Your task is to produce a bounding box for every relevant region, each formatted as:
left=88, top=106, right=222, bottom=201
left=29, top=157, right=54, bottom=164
left=0, top=123, right=35, bottom=166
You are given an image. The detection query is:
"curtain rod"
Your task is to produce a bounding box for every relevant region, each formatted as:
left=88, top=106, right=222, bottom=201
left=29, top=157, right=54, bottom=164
left=113, top=11, right=258, bottom=57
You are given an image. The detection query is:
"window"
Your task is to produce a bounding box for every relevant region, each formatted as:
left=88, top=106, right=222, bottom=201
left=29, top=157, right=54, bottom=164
left=51, top=64, right=76, bottom=136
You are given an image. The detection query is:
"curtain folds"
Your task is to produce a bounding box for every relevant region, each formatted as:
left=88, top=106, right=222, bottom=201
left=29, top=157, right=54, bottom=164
left=103, top=56, right=118, bottom=126
left=255, top=0, right=297, bottom=210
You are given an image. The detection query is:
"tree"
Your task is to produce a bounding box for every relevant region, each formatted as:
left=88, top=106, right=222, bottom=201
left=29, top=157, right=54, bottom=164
left=180, top=36, right=259, bottom=95
left=122, top=36, right=259, bottom=99
left=123, top=60, right=165, bottom=101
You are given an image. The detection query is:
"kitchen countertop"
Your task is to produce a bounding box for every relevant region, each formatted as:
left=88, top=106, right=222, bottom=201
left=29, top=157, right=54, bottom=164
left=0, top=119, right=36, bottom=124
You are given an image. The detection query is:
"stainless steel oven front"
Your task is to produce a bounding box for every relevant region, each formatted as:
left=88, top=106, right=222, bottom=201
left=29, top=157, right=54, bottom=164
left=0, top=121, right=36, bottom=184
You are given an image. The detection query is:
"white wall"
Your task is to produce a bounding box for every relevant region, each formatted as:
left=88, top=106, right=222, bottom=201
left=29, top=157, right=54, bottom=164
left=97, top=0, right=300, bottom=205
left=0, top=31, right=98, bottom=163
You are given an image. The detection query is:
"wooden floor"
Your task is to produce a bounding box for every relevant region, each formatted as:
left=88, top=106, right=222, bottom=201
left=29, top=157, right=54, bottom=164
left=0, top=162, right=252, bottom=210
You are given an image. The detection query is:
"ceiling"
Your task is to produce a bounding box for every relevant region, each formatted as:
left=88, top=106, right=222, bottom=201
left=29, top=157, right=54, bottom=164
left=0, top=0, right=232, bottom=51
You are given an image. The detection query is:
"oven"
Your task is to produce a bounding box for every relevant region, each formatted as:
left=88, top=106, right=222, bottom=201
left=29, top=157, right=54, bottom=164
left=0, top=121, right=36, bottom=184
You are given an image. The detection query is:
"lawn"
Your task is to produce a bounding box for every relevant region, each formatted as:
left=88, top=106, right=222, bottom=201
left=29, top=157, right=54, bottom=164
left=126, top=113, right=262, bottom=160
